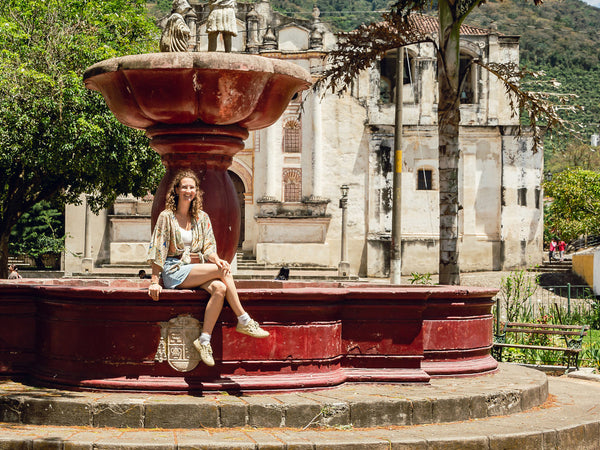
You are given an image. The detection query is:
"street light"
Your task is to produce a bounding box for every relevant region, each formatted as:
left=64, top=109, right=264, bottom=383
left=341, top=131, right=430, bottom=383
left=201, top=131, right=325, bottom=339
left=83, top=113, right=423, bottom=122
left=338, top=184, right=350, bottom=277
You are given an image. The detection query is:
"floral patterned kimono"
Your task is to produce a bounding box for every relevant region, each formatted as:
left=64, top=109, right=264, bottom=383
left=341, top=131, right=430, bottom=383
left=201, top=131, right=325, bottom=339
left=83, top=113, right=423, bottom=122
left=147, top=209, right=217, bottom=288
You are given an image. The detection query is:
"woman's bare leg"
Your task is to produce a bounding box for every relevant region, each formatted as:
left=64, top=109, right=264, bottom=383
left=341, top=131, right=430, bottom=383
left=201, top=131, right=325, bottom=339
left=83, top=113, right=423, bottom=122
left=199, top=279, right=226, bottom=335
left=178, top=264, right=246, bottom=316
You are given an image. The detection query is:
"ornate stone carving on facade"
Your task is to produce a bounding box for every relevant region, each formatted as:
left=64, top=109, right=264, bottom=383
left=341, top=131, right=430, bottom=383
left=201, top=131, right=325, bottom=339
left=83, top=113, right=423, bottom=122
left=262, top=26, right=277, bottom=50
left=160, top=0, right=196, bottom=52
left=257, top=197, right=330, bottom=218
left=246, top=5, right=260, bottom=53
left=309, top=5, right=324, bottom=50
left=207, top=0, right=238, bottom=52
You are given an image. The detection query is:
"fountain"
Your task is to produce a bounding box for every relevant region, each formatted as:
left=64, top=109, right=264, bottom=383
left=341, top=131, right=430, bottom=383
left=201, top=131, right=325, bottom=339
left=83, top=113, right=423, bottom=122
left=0, top=45, right=498, bottom=393
left=83, top=52, right=311, bottom=261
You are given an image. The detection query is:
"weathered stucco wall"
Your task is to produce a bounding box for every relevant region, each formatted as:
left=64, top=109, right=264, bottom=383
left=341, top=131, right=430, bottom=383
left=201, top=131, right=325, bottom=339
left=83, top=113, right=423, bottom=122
left=572, top=253, right=594, bottom=288
left=64, top=7, right=543, bottom=277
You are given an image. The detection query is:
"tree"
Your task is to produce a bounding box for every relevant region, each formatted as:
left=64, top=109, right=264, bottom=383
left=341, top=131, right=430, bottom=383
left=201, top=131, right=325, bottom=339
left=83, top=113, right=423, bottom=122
left=0, top=0, right=164, bottom=278
left=316, top=0, right=577, bottom=284
left=9, top=200, right=65, bottom=269
left=545, top=141, right=600, bottom=173
left=544, top=168, right=600, bottom=243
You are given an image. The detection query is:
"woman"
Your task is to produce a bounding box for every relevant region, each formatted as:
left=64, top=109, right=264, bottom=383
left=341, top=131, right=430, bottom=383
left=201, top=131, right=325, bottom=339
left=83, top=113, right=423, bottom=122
left=548, top=238, right=557, bottom=263
left=147, top=170, right=268, bottom=367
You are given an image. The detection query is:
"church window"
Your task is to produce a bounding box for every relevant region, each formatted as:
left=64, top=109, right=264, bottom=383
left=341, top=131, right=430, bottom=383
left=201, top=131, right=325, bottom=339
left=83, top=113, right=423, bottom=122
left=417, top=169, right=433, bottom=190
left=283, top=120, right=301, bottom=153
left=283, top=168, right=302, bottom=202
left=379, top=50, right=416, bottom=104
left=459, top=53, right=477, bottom=104
left=517, top=188, right=527, bottom=206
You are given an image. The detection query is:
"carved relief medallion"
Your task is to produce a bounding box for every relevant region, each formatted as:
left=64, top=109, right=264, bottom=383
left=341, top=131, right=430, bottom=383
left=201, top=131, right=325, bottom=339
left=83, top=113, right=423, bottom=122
left=155, top=315, right=201, bottom=372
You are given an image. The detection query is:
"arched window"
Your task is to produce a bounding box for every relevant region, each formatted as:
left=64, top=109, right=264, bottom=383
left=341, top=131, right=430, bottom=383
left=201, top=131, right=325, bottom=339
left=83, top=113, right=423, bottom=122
left=459, top=53, right=477, bottom=104
left=282, top=168, right=302, bottom=202
left=283, top=120, right=301, bottom=153
left=379, top=50, right=416, bottom=104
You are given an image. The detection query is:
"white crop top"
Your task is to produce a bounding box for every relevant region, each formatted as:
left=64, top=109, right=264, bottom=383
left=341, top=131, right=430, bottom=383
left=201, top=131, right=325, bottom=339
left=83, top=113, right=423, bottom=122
left=180, top=227, right=193, bottom=246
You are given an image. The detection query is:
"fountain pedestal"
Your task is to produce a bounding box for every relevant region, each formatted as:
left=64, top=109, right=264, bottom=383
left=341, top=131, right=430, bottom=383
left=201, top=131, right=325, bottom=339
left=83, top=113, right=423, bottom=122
left=83, top=52, right=311, bottom=261
left=147, top=123, right=249, bottom=261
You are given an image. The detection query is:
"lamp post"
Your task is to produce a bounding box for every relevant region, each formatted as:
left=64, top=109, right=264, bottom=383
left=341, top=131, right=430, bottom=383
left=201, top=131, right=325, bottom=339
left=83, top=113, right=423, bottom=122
left=338, top=184, right=350, bottom=277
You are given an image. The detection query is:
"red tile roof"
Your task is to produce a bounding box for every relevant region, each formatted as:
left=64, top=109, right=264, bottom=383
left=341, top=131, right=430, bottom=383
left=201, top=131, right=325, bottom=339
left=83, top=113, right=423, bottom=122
left=408, top=13, right=494, bottom=36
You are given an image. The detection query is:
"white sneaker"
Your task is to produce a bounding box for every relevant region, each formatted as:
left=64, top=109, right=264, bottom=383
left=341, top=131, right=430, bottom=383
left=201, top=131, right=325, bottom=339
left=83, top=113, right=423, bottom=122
left=236, top=319, right=270, bottom=338
left=193, top=339, right=215, bottom=367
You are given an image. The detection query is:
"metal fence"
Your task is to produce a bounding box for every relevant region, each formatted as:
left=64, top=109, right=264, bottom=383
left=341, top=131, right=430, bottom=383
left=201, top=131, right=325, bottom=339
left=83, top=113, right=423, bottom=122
left=495, top=284, right=597, bottom=325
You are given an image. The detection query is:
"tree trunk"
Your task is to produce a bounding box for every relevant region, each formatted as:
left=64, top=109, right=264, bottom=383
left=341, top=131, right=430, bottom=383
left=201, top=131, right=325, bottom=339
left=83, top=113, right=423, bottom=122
left=437, top=1, right=461, bottom=285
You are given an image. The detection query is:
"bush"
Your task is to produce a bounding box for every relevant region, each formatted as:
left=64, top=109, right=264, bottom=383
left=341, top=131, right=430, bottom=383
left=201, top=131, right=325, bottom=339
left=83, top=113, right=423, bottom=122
left=9, top=200, right=65, bottom=268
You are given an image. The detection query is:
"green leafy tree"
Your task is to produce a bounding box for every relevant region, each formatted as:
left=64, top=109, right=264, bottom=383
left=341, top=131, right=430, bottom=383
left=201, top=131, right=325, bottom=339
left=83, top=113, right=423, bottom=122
left=9, top=200, right=65, bottom=268
left=0, top=0, right=164, bottom=278
left=545, top=141, right=600, bottom=173
left=544, top=168, right=600, bottom=242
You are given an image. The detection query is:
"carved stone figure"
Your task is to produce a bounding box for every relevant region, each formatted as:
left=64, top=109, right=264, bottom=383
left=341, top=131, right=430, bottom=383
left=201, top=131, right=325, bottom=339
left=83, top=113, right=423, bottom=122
left=207, top=0, right=238, bottom=52
left=160, top=0, right=193, bottom=52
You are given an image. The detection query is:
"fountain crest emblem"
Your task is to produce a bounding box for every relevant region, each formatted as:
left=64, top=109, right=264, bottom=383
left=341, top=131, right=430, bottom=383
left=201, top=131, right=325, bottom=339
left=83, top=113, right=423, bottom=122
left=155, top=315, right=202, bottom=372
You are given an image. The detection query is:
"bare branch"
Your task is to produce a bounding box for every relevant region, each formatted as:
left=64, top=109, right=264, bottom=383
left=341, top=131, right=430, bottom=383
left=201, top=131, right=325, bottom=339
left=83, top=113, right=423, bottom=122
left=316, top=13, right=436, bottom=95
left=478, top=61, right=584, bottom=151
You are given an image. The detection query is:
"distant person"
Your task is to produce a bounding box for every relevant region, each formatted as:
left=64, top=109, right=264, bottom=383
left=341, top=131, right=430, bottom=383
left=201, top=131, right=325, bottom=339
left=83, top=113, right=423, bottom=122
left=557, top=239, right=566, bottom=262
left=548, top=238, right=557, bottom=263
left=147, top=170, right=269, bottom=367
left=138, top=269, right=151, bottom=279
left=275, top=267, right=289, bottom=281
left=8, top=265, right=21, bottom=279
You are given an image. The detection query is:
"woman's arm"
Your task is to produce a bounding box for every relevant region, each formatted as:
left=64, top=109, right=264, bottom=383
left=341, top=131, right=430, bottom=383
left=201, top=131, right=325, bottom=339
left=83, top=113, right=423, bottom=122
left=148, top=263, right=163, bottom=301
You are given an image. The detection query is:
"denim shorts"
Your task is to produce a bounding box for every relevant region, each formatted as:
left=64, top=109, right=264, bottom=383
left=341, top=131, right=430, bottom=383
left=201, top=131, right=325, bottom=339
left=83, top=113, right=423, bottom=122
left=161, top=257, right=194, bottom=289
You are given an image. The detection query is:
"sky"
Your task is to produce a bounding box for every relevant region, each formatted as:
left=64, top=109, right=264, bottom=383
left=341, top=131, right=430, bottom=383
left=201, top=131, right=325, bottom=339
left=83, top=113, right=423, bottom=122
left=582, top=0, right=600, bottom=7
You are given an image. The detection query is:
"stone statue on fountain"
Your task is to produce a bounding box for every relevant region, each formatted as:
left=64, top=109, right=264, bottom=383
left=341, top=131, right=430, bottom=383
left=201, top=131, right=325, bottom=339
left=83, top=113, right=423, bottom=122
left=206, top=0, right=237, bottom=52
left=160, top=0, right=194, bottom=52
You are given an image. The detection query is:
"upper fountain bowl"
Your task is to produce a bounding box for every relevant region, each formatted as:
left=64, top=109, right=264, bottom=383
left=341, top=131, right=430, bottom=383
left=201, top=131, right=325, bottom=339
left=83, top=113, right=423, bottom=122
left=84, top=52, right=312, bottom=131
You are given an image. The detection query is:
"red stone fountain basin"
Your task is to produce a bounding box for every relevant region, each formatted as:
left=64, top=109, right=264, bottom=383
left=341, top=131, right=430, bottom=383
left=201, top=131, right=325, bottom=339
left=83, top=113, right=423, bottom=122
left=83, top=53, right=312, bottom=130
left=0, top=279, right=497, bottom=393
left=84, top=53, right=312, bottom=262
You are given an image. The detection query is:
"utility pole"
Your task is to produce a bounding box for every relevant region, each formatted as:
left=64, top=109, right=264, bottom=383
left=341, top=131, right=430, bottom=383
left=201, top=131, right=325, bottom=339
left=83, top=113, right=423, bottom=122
left=390, top=47, right=403, bottom=284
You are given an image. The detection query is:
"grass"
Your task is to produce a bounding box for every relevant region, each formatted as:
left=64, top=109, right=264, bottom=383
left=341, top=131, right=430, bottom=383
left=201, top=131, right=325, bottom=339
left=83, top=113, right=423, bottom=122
left=582, top=329, right=600, bottom=370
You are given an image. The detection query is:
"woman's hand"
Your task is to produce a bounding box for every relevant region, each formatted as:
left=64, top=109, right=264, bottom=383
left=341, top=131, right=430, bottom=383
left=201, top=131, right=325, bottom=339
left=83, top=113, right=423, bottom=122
left=214, top=257, right=231, bottom=275
left=148, top=282, right=162, bottom=301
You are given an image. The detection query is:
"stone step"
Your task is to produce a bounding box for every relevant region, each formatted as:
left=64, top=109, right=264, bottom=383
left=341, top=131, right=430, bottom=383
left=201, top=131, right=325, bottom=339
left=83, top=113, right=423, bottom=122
left=241, top=263, right=322, bottom=268
left=0, top=364, right=545, bottom=430
left=1, top=370, right=600, bottom=448
left=234, top=273, right=360, bottom=281
left=529, top=262, right=573, bottom=273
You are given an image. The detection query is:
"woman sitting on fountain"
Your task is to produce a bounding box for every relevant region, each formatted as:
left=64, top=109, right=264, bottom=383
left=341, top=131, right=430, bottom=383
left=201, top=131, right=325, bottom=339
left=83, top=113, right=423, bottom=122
left=147, top=170, right=269, bottom=367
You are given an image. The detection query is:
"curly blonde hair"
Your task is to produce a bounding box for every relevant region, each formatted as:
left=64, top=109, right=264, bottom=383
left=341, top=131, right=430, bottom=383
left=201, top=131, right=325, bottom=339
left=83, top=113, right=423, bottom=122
left=165, top=170, right=204, bottom=217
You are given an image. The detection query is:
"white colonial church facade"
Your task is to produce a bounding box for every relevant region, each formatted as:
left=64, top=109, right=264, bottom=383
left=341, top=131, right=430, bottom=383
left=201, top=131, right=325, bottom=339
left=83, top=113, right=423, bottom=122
left=64, top=0, right=543, bottom=277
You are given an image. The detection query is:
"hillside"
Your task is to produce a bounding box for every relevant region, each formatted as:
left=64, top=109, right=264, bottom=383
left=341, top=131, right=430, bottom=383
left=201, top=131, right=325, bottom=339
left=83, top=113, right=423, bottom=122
left=147, top=0, right=599, bottom=155
left=467, top=0, right=600, bottom=152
